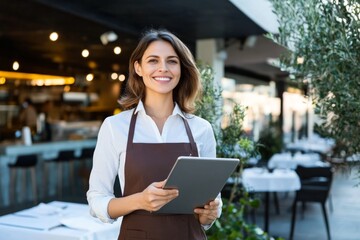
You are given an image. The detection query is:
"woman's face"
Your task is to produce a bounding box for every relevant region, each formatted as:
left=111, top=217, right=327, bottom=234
left=135, top=40, right=181, bottom=99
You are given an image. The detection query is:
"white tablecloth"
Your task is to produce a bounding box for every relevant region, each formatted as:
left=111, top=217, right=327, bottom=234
left=242, top=168, right=300, bottom=192
left=0, top=201, right=121, bottom=240
left=267, top=153, right=326, bottom=170
left=286, top=136, right=335, bottom=154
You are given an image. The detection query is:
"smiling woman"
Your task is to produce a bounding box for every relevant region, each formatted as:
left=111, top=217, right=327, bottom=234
left=87, top=29, right=222, bottom=240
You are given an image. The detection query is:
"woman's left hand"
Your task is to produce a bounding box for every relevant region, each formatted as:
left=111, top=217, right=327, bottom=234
left=194, top=198, right=220, bottom=225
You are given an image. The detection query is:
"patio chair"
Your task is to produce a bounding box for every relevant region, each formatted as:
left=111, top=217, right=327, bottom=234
left=290, top=165, right=333, bottom=240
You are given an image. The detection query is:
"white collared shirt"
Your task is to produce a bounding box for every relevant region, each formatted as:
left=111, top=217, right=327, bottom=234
left=87, top=101, right=221, bottom=226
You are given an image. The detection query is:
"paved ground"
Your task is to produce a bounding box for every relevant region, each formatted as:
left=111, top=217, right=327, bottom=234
left=251, top=167, right=360, bottom=240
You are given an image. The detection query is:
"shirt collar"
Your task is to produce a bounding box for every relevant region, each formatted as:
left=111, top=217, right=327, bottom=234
left=134, top=100, right=146, bottom=115
left=134, top=100, right=186, bottom=119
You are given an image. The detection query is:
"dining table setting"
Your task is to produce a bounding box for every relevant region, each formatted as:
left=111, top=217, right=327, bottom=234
left=241, top=148, right=333, bottom=234
left=267, top=152, right=330, bottom=170
left=241, top=167, right=301, bottom=233
left=0, top=201, right=121, bottom=240
left=285, top=135, right=335, bottom=155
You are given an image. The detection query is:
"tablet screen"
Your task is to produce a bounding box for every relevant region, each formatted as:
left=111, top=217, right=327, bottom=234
left=157, top=156, right=239, bottom=214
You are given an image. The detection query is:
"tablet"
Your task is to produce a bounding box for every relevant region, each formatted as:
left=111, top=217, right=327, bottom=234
left=157, top=156, right=240, bottom=214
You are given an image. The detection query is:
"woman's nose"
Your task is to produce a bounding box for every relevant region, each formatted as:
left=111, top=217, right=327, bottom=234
left=158, top=61, right=168, bottom=72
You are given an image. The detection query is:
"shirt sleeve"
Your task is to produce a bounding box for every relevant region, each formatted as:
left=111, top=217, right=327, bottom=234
left=87, top=118, right=119, bottom=223
left=197, top=120, right=217, bottom=158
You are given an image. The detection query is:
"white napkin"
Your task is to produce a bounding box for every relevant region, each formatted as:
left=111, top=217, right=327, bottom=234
left=13, top=202, right=65, bottom=218
left=60, top=215, right=109, bottom=231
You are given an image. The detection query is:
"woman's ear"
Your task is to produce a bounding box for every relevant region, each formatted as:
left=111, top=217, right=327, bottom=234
left=134, top=61, right=142, bottom=77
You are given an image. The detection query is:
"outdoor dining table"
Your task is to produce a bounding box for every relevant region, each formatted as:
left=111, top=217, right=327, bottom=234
left=267, top=152, right=328, bottom=170
left=242, top=167, right=301, bottom=233
left=285, top=136, right=335, bottom=155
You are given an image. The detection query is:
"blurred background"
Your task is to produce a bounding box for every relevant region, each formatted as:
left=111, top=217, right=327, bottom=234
left=0, top=0, right=308, bottom=144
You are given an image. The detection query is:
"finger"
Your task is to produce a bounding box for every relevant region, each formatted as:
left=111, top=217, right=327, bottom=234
left=150, top=194, right=179, bottom=212
left=202, top=203, right=216, bottom=211
left=148, top=180, right=175, bottom=193
left=152, top=187, right=179, bottom=197
left=194, top=206, right=218, bottom=217
left=208, top=199, right=220, bottom=207
left=152, top=180, right=167, bottom=188
left=194, top=207, right=210, bottom=215
left=143, top=187, right=176, bottom=205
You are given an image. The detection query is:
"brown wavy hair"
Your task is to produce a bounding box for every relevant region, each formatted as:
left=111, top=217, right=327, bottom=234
left=118, top=29, right=202, bottom=113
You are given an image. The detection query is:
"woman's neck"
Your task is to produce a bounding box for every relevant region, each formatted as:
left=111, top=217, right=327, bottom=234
left=144, top=96, right=174, bottom=119
left=144, top=97, right=174, bottom=134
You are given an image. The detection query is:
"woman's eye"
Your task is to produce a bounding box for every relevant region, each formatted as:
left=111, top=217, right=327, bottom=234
left=168, top=59, right=178, bottom=64
left=148, top=59, right=158, bottom=63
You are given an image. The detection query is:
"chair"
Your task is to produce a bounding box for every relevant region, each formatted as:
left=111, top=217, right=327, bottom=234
left=77, top=147, right=94, bottom=164
left=77, top=147, right=95, bottom=192
left=8, top=154, right=38, bottom=204
left=290, top=166, right=333, bottom=240
left=45, top=150, right=76, bottom=198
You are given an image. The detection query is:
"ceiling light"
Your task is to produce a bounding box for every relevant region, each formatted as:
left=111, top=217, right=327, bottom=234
left=118, top=74, right=126, bottom=81
left=100, top=31, right=118, bottom=45
left=111, top=73, right=118, bottom=80
left=86, top=73, right=94, bottom=81
left=82, top=49, right=89, bottom=58
left=114, top=46, right=121, bottom=55
left=12, top=61, right=19, bottom=71
left=49, top=32, right=59, bottom=41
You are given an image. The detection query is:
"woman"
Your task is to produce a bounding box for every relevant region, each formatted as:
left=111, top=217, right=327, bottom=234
left=87, top=29, right=221, bottom=239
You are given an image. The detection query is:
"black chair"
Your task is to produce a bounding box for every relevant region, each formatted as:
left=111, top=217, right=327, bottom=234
left=8, top=154, right=38, bottom=204
left=77, top=147, right=95, bottom=192
left=77, top=147, right=94, bottom=163
left=290, top=166, right=333, bottom=240
left=45, top=150, right=76, bottom=197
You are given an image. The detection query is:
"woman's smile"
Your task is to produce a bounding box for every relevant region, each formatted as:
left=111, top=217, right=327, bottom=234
left=152, top=76, right=173, bottom=84
left=153, top=76, right=172, bottom=82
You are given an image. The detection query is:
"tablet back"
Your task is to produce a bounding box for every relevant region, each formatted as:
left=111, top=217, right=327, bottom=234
left=157, top=156, right=239, bottom=214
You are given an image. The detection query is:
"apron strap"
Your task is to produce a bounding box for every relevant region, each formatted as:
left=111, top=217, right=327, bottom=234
left=182, top=117, right=198, bottom=156
left=126, top=109, right=137, bottom=151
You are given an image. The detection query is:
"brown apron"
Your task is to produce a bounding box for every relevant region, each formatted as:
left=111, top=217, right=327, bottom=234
left=118, top=111, right=207, bottom=240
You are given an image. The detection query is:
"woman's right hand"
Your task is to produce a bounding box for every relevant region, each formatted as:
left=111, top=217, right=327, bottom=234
left=141, top=180, right=179, bottom=212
